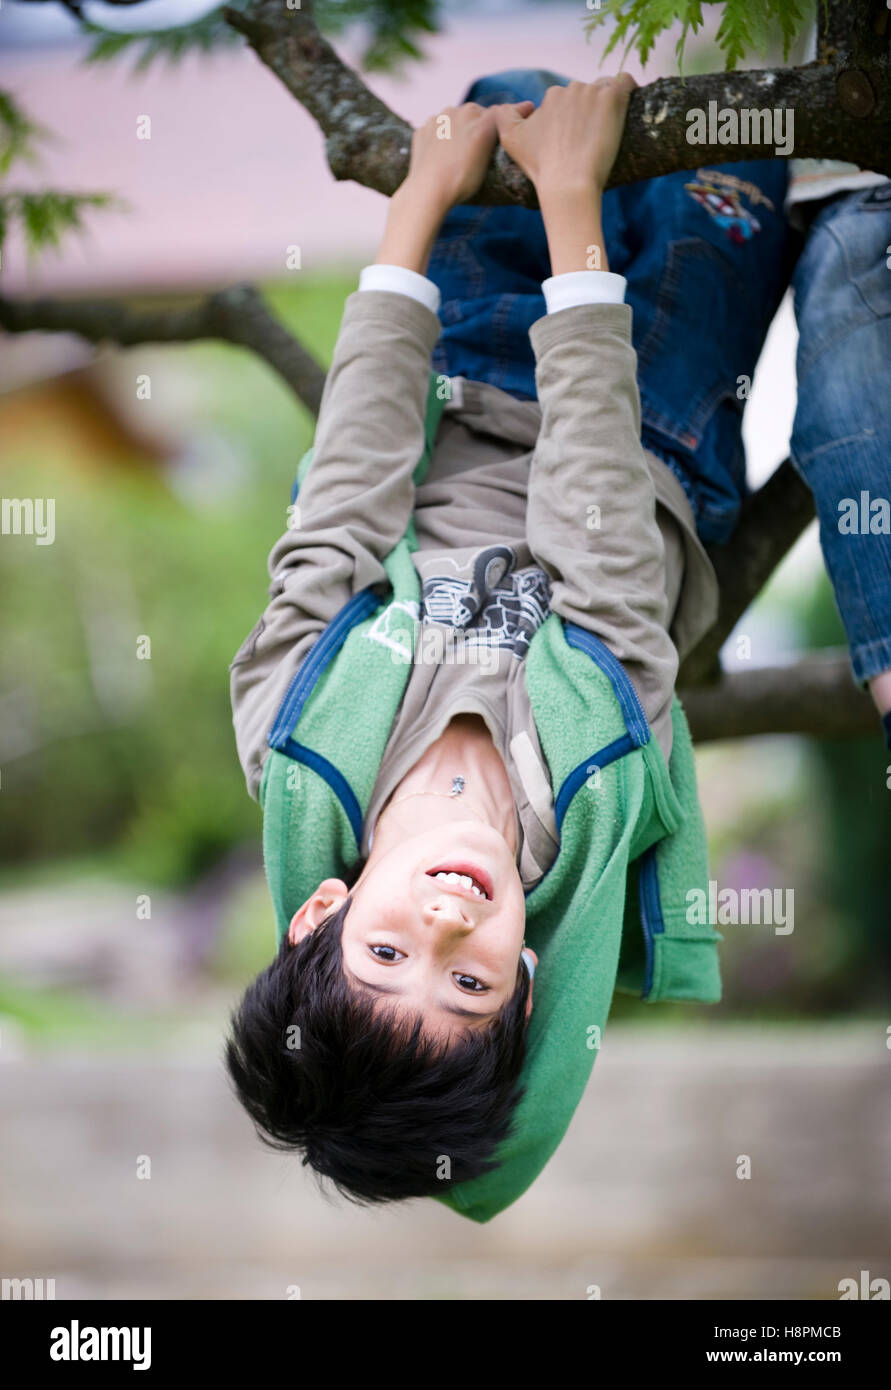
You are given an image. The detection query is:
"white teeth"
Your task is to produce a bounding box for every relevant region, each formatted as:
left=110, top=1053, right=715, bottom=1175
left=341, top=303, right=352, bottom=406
left=432, top=871, right=486, bottom=899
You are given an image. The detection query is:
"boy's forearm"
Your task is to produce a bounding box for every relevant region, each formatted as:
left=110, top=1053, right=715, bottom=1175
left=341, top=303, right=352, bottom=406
left=537, top=184, right=609, bottom=276
left=374, top=178, right=451, bottom=276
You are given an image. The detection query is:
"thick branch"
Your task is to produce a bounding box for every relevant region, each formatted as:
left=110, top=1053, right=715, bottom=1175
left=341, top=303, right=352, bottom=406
left=223, top=0, right=891, bottom=201
left=681, top=651, right=878, bottom=742
left=222, top=1, right=415, bottom=198
left=680, top=459, right=817, bottom=686
left=0, top=284, right=326, bottom=415
left=818, top=0, right=889, bottom=67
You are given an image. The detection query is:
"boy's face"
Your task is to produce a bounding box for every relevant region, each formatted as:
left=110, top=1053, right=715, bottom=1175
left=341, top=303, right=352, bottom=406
left=289, top=822, right=534, bottom=1045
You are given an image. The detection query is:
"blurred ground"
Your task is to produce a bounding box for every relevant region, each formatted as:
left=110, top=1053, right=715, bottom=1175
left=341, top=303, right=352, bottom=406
left=1, top=1021, right=889, bottom=1301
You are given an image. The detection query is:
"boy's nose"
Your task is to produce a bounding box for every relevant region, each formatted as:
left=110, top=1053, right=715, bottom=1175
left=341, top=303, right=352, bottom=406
left=423, top=895, right=475, bottom=931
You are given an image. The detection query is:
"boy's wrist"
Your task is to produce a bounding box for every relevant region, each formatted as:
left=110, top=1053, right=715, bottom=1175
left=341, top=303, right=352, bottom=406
left=535, top=179, right=604, bottom=214
left=535, top=182, right=608, bottom=276
left=393, top=173, right=454, bottom=220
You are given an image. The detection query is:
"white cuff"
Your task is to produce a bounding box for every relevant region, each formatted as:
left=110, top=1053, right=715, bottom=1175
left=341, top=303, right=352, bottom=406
left=358, top=264, right=441, bottom=314
left=542, top=270, right=627, bottom=314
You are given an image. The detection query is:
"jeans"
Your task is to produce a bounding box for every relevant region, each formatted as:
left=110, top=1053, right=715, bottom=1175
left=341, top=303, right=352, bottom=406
left=789, top=185, right=891, bottom=686
left=427, top=69, right=794, bottom=546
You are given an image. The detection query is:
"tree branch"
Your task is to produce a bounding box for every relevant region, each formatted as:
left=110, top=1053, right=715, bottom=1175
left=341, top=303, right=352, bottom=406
left=222, top=0, right=891, bottom=202
left=0, top=283, right=326, bottom=415
left=679, top=459, right=817, bottom=686
left=681, top=650, right=878, bottom=742
left=818, top=0, right=889, bottom=67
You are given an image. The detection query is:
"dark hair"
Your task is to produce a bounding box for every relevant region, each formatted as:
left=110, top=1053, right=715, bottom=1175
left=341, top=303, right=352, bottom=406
left=224, top=881, right=530, bottom=1204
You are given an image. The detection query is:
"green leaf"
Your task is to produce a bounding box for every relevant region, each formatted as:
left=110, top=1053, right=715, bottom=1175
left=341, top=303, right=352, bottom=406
left=714, top=0, right=755, bottom=70
left=80, top=0, right=440, bottom=77
left=4, top=190, right=117, bottom=262
left=586, top=0, right=808, bottom=72
left=0, top=90, right=55, bottom=178
left=81, top=9, right=243, bottom=72
left=775, top=0, right=807, bottom=61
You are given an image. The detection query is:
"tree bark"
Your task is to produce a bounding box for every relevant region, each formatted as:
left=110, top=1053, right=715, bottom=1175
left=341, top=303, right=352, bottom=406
left=681, top=651, right=878, bottom=742
left=0, top=284, right=326, bottom=415
left=223, top=0, right=891, bottom=202
left=680, top=460, right=817, bottom=686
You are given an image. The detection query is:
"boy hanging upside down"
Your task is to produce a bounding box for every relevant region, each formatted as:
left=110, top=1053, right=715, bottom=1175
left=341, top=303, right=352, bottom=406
left=224, top=72, right=794, bottom=1222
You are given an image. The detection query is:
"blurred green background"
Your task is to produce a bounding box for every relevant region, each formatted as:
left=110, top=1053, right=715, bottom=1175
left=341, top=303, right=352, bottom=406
left=0, top=276, right=353, bottom=1047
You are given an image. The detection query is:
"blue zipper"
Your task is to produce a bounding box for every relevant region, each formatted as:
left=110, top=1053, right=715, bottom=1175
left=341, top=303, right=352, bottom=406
left=563, top=623, right=650, bottom=748
left=638, top=847, right=665, bottom=999
left=268, top=586, right=380, bottom=750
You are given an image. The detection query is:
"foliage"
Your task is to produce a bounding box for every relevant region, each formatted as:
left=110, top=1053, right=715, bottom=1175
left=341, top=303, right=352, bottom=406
left=585, top=0, right=808, bottom=72
left=81, top=0, right=441, bottom=74
left=315, top=0, right=440, bottom=71
left=0, top=89, right=119, bottom=260
left=74, top=0, right=809, bottom=76
left=0, top=88, right=52, bottom=175
left=81, top=4, right=246, bottom=71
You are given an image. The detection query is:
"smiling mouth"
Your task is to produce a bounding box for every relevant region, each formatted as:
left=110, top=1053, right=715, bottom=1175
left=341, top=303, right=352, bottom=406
left=426, top=863, right=493, bottom=901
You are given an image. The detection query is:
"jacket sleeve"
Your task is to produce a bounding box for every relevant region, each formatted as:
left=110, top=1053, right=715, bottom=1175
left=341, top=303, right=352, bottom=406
left=230, top=289, right=441, bottom=798
left=526, top=301, right=679, bottom=761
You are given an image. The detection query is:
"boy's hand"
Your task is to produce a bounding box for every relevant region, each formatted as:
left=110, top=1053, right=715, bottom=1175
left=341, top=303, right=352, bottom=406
left=402, top=100, right=535, bottom=213
left=374, top=99, right=534, bottom=277
left=491, top=76, right=636, bottom=198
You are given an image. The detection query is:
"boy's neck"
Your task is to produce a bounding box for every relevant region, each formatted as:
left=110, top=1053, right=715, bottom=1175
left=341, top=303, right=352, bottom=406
left=371, top=714, right=519, bottom=857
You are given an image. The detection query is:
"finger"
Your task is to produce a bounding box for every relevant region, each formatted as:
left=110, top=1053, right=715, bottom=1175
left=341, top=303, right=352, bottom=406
left=491, top=104, right=530, bottom=139
left=592, top=73, right=637, bottom=94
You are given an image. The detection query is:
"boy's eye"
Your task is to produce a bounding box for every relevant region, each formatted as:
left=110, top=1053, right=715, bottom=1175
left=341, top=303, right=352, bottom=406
left=369, top=944, right=405, bottom=963
left=454, top=973, right=487, bottom=993
left=369, top=949, right=488, bottom=993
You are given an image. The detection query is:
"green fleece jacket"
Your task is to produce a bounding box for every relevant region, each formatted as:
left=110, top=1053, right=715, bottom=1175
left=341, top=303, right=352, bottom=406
left=258, top=375, right=721, bottom=1224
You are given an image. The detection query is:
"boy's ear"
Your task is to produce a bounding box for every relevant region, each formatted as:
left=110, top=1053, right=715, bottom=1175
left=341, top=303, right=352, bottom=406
left=287, top=878, right=350, bottom=946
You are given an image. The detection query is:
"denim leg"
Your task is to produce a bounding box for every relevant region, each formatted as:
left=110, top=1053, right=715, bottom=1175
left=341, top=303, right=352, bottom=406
left=459, top=69, right=571, bottom=108
left=428, top=73, right=795, bottom=550
left=789, top=186, right=891, bottom=687
left=611, top=161, right=795, bottom=544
